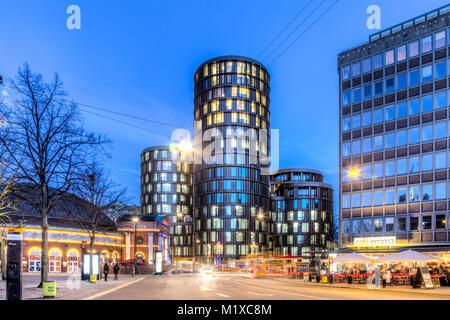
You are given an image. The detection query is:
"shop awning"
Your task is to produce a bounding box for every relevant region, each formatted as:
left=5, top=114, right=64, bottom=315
left=332, top=252, right=371, bottom=263
left=378, top=249, right=441, bottom=262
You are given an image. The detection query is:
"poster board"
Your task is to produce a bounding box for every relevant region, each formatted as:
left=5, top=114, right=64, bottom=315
left=413, top=267, right=434, bottom=289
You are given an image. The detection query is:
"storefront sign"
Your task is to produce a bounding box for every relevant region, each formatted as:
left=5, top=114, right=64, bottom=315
left=7, top=229, right=23, bottom=300
left=353, top=236, right=396, bottom=248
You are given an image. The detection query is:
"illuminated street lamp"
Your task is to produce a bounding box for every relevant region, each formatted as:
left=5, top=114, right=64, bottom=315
left=132, top=216, right=139, bottom=276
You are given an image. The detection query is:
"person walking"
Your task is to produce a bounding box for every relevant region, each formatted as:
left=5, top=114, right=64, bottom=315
left=103, top=262, right=110, bottom=281
left=113, top=263, right=120, bottom=280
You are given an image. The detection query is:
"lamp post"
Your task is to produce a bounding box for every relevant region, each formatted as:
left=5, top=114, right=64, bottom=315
left=132, top=216, right=139, bottom=276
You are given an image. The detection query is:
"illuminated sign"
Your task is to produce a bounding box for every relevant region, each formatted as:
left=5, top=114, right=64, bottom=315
left=353, top=236, right=396, bottom=248
left=83, top=254, right=99, bottom=275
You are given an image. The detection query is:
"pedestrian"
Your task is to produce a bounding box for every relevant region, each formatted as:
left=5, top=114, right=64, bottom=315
left=113, top=263, right=120, bottom=280
left=103, top=261, right=110, bottom=281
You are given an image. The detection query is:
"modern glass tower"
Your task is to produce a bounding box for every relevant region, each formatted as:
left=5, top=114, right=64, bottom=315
left=140, top=145, right=193, bottom=260
left=338, top=5, right=450, bottom=257
left=270, top=169, right=334, bottom=257
left=193, top=56, right=271, bottom=263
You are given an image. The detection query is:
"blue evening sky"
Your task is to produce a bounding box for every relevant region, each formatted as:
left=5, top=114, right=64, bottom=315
left=0, top=0, right=448, bottom=205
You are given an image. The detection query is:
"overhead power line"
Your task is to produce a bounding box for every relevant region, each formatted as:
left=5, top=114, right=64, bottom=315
left=62, top=99, right=181, bottom=129
left=257, top=0, right=314, bottom=59
left=262, top=0, right=326, bottom=62
left=268, top=0, right=339, bottom=66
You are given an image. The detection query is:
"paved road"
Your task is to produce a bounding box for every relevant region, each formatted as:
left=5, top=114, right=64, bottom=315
left=92, top=273, right=450, bottom=300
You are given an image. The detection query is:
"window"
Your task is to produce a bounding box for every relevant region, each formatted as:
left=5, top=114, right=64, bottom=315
left=363, top=111, right=372, bottom=126
left=363, top=219, right=372, bottom=233
left=386, top=217, right=394, bottom=232
left=422, top=124, right=433, bottom=142
left=374, top=191, right=383, bottom=206
left=409, top=127, right=419, bottom=145
left=436, top=152, right=446, bottom=169
left=373, top=54, right=383, bottom=69
left=397, top=102, right=407, bottom=118
left=421, top=36, right=432, bottom=53
left=398, top=217, right=407, bottom=231
left=363, top=138, right=372, bottom=153
left=435, top=122, right=446, bottom=140
left=409, top=186, right=419, bottom=202
left=409, top=99, right=420, bottom=115
left=352, top=114, right=361, bottom=129
left=352, top=62, right=361, bottom=77
left=374, top=219, right=383, bottom=232
left=397, top=45, right=406, bottom=61
left=373, top=163, right=382, bottom=178
left=422, top=184, right=433, bottom=201
left=385, top=161, right=395, bottom=177
left=352, top=193, right=361, bottom=208
left=352, top=220, right=361, bottom=234
left=374, top=108, right=383, bottom=123
left=422, top=95, right=433, bottom=112
left=385, top=77, right=395, bottom=93
left=409, top=216, right=419, bottom=231
left=342, top=195, right=350, bottom=209
left=352, top=140, right=361, bottom=155
left=362, top=58, right=371, bottom=73
left=363, top=85, right=372, bottom=100
left=363, top=192, right=372, bottom=207
left=422, top=216, right=432, bottom=230
left=342, top=92, right=351, bottom=105
left=385, top=189, right=395, bottom=205
left=353, top=88, right=361, bottom=103
left=385, top=50, right=394, bottom=65
left=435, top=61, right=447, bottom=79
left=436, top=182, right=446, bottom=200
left=397, top=159, right=406, bottom=175
left=342, top=143, right=350, bottom=157
left=385, top=105, right=395, bottom=121
left=374, top=81, right=383, bottom=96
left=409, top=70, right=420, bottom=87
left=397, top=188, right=406, bottom=204
left=409, top=41, right=419, bottom=57
left=385, top=133, right=395, bottom=149
left=422, top=154, right=433, bottom=172
left=422, top=65, right=433, bottom=83
left=435, top=30, right=446, bottom=49
left=342, top=117, right=351, bottom=131
left=435, top=91, right=447, bottom=109
left=409, top=156, right=420, bottom=173
left=436, top=215, right=446, bottom=229
left=397, top=130, right=407, bottom=146
left=397, top=74, right=407, bottom=90
left=342, top=65, right=351, bottom=80
left=374, top=135, right=383, bottom=151
left=343, top=221, right=350, bottom=234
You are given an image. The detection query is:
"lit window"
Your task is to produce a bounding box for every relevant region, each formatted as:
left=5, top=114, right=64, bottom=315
left=385, top=50, right=394, bottom=65
left=421, top=36, right=432, bottom=53
left=409, top=41, right=419, bottom=57
left=397, top=45, right=406, bottom=61
left=435, top=30, right=446, bottom=49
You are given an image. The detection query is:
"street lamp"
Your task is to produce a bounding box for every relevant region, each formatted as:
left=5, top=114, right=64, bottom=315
left=132, top=216, right=139, bottom=276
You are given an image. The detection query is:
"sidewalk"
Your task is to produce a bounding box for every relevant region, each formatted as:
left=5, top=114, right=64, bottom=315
left=0, top=274, right=147, bottom=300
left=283, top=277, right=450, bottom=296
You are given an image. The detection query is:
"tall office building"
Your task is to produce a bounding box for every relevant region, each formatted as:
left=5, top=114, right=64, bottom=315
left=270, top=169, right=334, bottom=257
left=140, top=145, right=194, bottom=260
left=193, top=56, right=271, bottom=263
left=338, top=5, right=450, bottom=258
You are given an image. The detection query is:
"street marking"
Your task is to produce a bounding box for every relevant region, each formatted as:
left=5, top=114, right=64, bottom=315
left=83, top=277, right=147, bottom=300
left=248, top=291, right=273, bottom=296
left=217, top=293, right=230, bottom=298
left=230, top=279, right=328, bottom=300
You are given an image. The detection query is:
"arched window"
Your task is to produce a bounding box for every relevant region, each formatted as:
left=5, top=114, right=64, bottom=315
left=49, top=248, right=62, bottom=273
left=67, top=249, right=80, bottom=273
left=28, top=247, right=41, bottom=273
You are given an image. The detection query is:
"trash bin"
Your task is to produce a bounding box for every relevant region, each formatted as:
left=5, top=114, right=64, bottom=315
left=90, top=274, right=97, bottom=283
left=43, top=281, right=56, bottom=298
left=322, top=276, right=328, bottom=284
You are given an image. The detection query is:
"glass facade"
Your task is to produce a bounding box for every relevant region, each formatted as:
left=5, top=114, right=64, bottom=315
left=140, top=146, right=193, bottom=258
left=193, top=56, right=271, bottom=263
left=269, top=169, right=334, bottom=256
left=339, top=14, right=450, bottom=249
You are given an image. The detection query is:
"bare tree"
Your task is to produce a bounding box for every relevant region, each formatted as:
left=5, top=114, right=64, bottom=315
left=71, top=160, right=126, bottom=279
left=0, top=63, right=106, bottom=286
